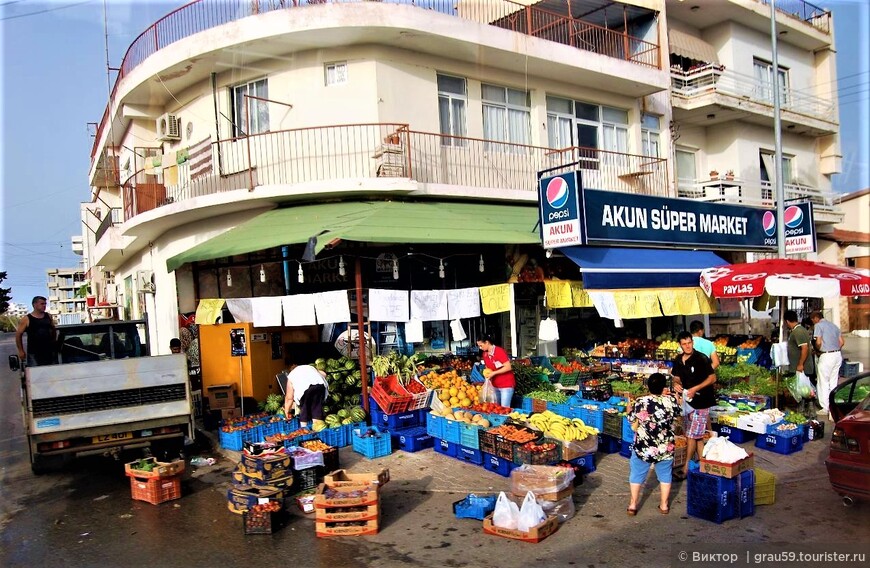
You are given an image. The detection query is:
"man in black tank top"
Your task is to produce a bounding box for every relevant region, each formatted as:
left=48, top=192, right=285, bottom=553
left=15, top=296, right=57, bottom=366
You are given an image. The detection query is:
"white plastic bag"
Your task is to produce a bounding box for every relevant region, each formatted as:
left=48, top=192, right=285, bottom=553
left=492, top=491, right=519, bottom=530
left=796, top=372, right=816, bottom=401
left=517, top=491, right=547, bottom=532
left=481, top=378, right=497, bottom=404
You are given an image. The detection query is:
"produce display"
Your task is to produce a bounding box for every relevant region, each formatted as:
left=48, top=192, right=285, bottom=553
left=429, top=408, right=492, bottom=428
left=469, top=402, right=511, bottom=415
left=301, top=440, right=333, bottom=452
left=487, top=424, right=539, bottom=443
left=313, top=356, right=364, bottom=415
left=421, top=370, right=481, bottom=408
left=512, top=363, right=557, bottom=397
left=319, top=406, right=367, bottom=431
left=518, top=440, right=559, bottom=454
left=527, top=411, right=598, bottom=441
left=524, top=390, right=568, bottom=404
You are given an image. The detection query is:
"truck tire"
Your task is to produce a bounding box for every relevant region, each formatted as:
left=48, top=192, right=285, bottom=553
left=31, top=453, right=70, bottom=475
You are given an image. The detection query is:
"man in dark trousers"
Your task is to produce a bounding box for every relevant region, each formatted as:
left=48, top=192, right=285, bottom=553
left=671, top=331, right=717, bottom=480
left=15, top=296, right=58, bottom=366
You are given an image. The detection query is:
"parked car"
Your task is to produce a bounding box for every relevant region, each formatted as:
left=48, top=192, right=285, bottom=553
left=825, top=371, right=870, bottom=505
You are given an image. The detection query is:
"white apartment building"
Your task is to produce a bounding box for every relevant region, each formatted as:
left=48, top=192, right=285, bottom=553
left=83, top=0, right=842, bottom=350
left=46, top=267, right=88, bottom=325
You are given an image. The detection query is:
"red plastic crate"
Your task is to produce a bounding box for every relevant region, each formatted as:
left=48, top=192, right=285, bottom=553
left=129, top=474, right=182, bottom=505
left=371, top=375, right=411, bottom=414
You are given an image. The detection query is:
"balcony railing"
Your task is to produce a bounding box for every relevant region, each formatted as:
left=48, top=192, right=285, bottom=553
left=112, top=123, right=668, bottom=224
left=758, top=0, right=831, bottom=34
left=95, top=208, right=123, bottom=242
left=91, top=0, right=659, bottom=163
left=671, top=64, right=836, bottom=123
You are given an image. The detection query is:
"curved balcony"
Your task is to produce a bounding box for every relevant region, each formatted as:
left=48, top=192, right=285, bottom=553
left=91, top=0, right=660, bottom=162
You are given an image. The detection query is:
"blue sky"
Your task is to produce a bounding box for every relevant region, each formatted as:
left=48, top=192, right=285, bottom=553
left=1, top=0, right=868, bottom=306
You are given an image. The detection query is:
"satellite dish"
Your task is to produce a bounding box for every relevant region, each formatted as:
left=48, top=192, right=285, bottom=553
left=334, top=329, right=375, bottom=360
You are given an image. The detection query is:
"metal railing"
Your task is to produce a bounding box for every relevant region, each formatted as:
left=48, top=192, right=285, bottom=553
left=671, top=64, right=836, bottom=123
left=757, top=0, right=831, bottom=34
left=94, top=208, right=123, bottom=243
left=110, top=122, right=669, bottom=226
left=91, top=0, right=660, bottom=162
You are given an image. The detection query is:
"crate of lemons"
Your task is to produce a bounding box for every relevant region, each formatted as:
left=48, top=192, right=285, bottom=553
left=420, top=369, right=481, bottom=408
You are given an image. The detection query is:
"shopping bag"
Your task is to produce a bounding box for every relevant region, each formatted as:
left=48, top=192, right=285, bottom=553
left=796, top=371, right=816, bottom=401
left=492, top=491, right=519, bottom=530
left=517, top=491, right=546, bottom=532
left=481, top=378, right=497, bottom=404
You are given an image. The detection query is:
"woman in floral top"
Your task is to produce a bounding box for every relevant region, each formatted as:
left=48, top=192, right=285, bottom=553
left=626, top=372, right=679, bottom=515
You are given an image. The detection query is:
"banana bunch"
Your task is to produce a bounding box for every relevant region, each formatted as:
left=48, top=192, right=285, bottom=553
left=528, top=410, right=599, bottom=441
left=508, top=411, right=529, bottom=421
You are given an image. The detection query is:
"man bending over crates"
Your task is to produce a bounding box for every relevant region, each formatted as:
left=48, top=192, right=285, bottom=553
left=670, top=331, right=717, bottom=481
left=282, top=364, right=329, bottom=428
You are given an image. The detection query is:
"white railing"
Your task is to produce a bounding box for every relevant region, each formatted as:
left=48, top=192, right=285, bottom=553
left=671, top=64, right=836, bottom=123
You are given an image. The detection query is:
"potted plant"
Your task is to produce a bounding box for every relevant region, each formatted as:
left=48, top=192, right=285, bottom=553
left=709, top=169, right=719, bottom=179
left=76, top=283, right=96, bottom=307
left=724, top=169, right=735, bottom=180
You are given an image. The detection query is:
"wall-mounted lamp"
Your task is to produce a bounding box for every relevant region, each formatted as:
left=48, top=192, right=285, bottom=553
left=392, top=258, right=399, bottom=280
left=338, top=256, right=346, bottom=277
left=479, top=255, right=485, bottom=273
left=226, top=269, right=233, bottom=287
left=297, top=263, right=304, bottom=284
left=438, top=259, right=445, bottom=279
left=259, top=264, right=266, bottom=283
left=545, top=249, right=553, bottom=259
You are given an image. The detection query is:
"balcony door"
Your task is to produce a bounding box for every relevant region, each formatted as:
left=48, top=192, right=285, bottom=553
left=675, top=148, right=697, bottom=194
left=753, top=58, right=789, bottom=105
left=760, top=150, right=794, bottom=201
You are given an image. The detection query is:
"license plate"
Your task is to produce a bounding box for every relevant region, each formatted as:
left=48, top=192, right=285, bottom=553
left=92, top=432, right=133, bottom=444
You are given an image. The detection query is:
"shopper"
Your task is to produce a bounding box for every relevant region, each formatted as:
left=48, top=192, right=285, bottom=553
left=15, top=296, right=57, bottom=366
left=169, top=338, right=182, bottom=354
left=477, top=334, right=516, bottom=408
left=810, top=310, right=844, bottom=418
left=689, top=320, right=719, bottom=369
left=282, top=364, right=329, bottom=428
left=784, top=310, right=816, bottom=381
left=670, top=331, right=717, bottom=480
left=627, top=372, right=679, bottom=516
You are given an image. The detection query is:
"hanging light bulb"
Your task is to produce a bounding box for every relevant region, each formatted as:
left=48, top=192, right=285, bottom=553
left=226, top=269, right=233, bottom=287
left=259, top=264, right=266, bottom=283
left=392, top=257, right=399, bottom=280
left=338, top=255, right=346, bottom=277
left=297, top=262, right=304, bottom=284
left=479, top=254, right=485, bottom=273
left=438, top=259, right=445, bottom=279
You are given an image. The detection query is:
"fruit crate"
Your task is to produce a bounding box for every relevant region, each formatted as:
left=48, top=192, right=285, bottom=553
left=459, top=423, right=482, bottom=450
left=433, top=437, right=458, bottom=458
left=219, top=429, right=245, bottom=451
left=371, top=375, right=411, bottom=414
left=558, top=371, right=581, bottom=387
left=453, top=493, right=498, bottom=519
left=124, top=457, right=185, bottom=479
left=686, top=470, right=737, bottom=524
left=478, top=427, right=535, bottom=461
left=754, top=432, right=803, bottom=455
left=714, top=424, right=757, bottom=444
left=568, top=453, right=596, bottom=474
left=315, top=518, right=379, bottom=538
left=576, top=402, right=605, bottom=431
left=765, top=422, right=803, bottom=439
left=442, top=417, right=462, bottom=445
left=673, top=437, right=688, bottom=469
left=369, top=398, right=422, bottom=430
left=321, top=446, right=340, bottom=474
left=512, top=438, right=562, bottom=465
left=619, top=440, right=633, bottom=458
left=603, top=412, right=623, bottom=439
left=390, top=427, right=433, bottom=453
left=129, top=473, right=182, bottom=505
left=481, top=452, right=517, bottom=477
left=403, top=377, right=434, bottom=411
left=455, top=444, right=483, bottom=465
left=754, top=468, right=776, bottom=505
left=318, top=425, right=349, bottom=448
left=315, top=503, right=380, bottom=523
left=243, top=505, right=285, bottom=535
left=292, top=466, right=322, bottom=493
left=621, top=415, right=635, bottom=443
left=598, top=434, right=621, bottom=454
left=426, top=414, right=444, bottom=439
left=352, top=426, right=393, bottom=459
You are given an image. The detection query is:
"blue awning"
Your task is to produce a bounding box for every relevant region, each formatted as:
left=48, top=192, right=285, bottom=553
left=561, top=246, right=728, bottom=289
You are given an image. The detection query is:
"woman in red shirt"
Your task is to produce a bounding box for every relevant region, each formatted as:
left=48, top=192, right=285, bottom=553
left=477, top=334, right=516, bottom=408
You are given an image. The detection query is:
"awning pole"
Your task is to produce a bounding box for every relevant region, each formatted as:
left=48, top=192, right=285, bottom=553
left=509, top=284, right=518, bottom=357
left=355, top=257, right=369, bottom=413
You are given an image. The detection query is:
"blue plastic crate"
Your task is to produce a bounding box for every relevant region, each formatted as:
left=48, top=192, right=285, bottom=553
left=737, top=470, right=755, bottom=518
left=470, top=364, right=486, bottom=384
left=568, top=452, right=596, bottom=474
left=219, top=429, right=244, bottom=451
left=687, top=470, right=738, bottom=524
left=455, top=444, right=483, bottom=465
left=755, top=432, right=804, bottom=455
left=453, top=494, right=497, bottom=520
left=241, top=425, right=265, bottom=445
left=482, top=414, right=510, bottom=428
left=352, top=426, right=393, bottom=459
left=765, top=422, right=803, bottom=439
left=443, top=418, right=462, bottom=444
left=548, top=402, right=570, bottom=417
left=580, top=405, right=605, bottom=431
left=318, top=425, right=349, bottom=448
left=370, top=397, right=421, bottom=430
left=433, top=437, right=458, bottom=458
left=426, top=414, right=444, bottom=439
left=598, top=434, right=621, bottom=454
left=391, top=427, right=433, bottom=453
left=622, top=415, right=635, bottom=443
left=619, top=439, right=633, bottom=458
left=521, top=397, right=533, bottom=413
left=481, top=452, right=516, bottom=477
left=459, top=423, right=482, bottom=450
left=714, top=424, right=757, bottom=444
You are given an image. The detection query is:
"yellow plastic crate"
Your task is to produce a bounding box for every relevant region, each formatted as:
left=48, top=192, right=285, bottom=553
left=754, top=467, right=776, bottom=505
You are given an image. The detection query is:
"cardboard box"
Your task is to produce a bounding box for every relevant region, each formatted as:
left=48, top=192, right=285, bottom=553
left=124, top=457, right=185, bottom=479
left=482, top=514, right=559, bottom=543
left=323, top=468, right=390, bottom=489
left=736, top=414, right=770, bottom=435
left=315, top=518, right=379, bottom=537
left=220, top=408, right=240, bottom=420
left=207, top=384, right=237, bottom=410
left=516, top=486, right=573, bottom=502
left=226, top=484, right=284, bottom=514
left=700, top=453, right=754, bottom=479
left=313, top=482, right=379, bottom=508
left=315, top=502, right=380, bottom=522
left=241, top=450, right=292, bottom=474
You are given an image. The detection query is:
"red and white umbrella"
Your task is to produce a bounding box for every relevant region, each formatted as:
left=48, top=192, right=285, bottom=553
left=700, top=258, right=870, bottom=299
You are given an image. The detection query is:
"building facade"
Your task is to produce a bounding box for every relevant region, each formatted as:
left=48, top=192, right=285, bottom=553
left=82, top=0, right=842, bottom=352
left=46, top=267, right=88, bottom=325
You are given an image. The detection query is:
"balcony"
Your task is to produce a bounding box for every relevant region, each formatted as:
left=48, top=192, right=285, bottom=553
left=94, top=208, right=122, bottom=244
left=677, top=176, right=842, bottom=224
left=671, top=64, right=837, bottom=135
left=758, top=0, right=831, bottom=34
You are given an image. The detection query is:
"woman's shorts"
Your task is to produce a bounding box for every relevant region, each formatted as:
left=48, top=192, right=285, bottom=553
left=629, top=452, right=673, bottom=484
left=298, top=384, right=326, bottom=422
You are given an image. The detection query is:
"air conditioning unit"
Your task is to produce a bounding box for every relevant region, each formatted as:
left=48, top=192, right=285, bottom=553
left=137, top=270, right=156, bottom=294
left=156, top=113, right=181, bottom=141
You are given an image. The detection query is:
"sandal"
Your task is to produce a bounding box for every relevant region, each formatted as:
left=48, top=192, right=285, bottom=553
left=627, top=507, right=638, bottom=516
left=659, top=506, right=670, bottom=515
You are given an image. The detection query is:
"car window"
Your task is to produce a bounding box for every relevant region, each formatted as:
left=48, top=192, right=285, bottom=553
left=833, top=376, right=870, bottom=404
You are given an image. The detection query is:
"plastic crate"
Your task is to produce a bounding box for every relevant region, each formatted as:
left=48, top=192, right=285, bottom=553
left=478, top=428, right=527, bottom=461
left=455, top=444, right=483, bottom=465
left=453, top=494, right=497, bottom=520
left=598, top=434, right=621, bottom=454
left=754, top=432, right=804, bottom=455
left=129, top=474, right=182, bottom=505
left=352, top=426, right=393, bottom=459
left=318, top=425, right=349, bottom=448
left=442, top=417, right=462, bottom=445
left=286, top=447, right=325, bottom=470
left=321, top=446, right=340, bottom=474
left=686, top=470, right=738, bottom=524
left=370, top=400, right=421, bottom=431
left=558, top=371, right=581, bottom=387
left=433, top=437, right=458, bottom=458
left=426, top=414, right=444, bottom=439
left=548, top=402, right=569, bottom=417
left=390, top=427, right=433, bottom=453
left=459, top=423, right=482, bottom=450
left=371, top=375, right=411, bottom=414
left=469, top=364, right=486, bottom=384
left=765, top=422, right=804, bottom=439
left=482, top=452, right=517, bottom=477
left=243, top=506, right=285, bottom=535
left=737, top=470, right=755, bottom=518
left=403, top=377, right=434, bottom=411
left=603, top=412, right=623, bottom=439
left=219, top=429, right=245, bottom=451
left=512, top=438, right=562, bottom=465
left=840, top=361, right=861, bottom=379
left=621, top=415, right=635, bottom=443
left=619, top=439, right=633, bottom=458
left=754, top=468, right=776, bottom=505
left=714, top=424, right=757, bottom=444
left=568, top=453, right=596, bottom=474
left=293, top=467, right=322, bottom=493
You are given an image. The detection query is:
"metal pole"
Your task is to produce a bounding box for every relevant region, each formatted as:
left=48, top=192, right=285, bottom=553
left=355, top=257, right=369, bottom=413
left=771, top=1, right=787, bottom=408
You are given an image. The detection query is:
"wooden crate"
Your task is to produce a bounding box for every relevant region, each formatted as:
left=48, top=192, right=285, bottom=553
left=315, top=502, right=379, bottom=523
left=315, top=518, right=379, bottom=537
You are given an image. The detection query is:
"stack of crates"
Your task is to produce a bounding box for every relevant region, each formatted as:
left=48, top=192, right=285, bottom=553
left=369, top=396, right=432, bottom=454
left=125, top=458, right=185, bottom=505
left=314, top=469, right=389, bottom=537
left=687, top=469, right=755, bottom=523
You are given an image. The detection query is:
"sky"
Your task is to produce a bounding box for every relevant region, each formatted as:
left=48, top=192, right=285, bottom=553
left=1, top=0, right=869, bottom=307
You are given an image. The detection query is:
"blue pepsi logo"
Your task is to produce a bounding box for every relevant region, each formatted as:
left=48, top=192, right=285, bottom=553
left=762, top=211, right=776, bottom=237
left=546, top=176, right=570, bottom=209
left=784, top=205, right=803, bottom=228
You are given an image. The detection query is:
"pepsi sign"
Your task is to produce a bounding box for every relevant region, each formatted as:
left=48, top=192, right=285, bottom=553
left=539, top=172, right=583, bottom=248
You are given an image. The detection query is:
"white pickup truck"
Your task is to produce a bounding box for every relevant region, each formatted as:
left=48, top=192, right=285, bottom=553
left=10, top=320, right=194, bottom=473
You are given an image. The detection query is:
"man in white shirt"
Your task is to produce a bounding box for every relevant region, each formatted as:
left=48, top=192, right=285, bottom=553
left=282, top=364, right=329, bottom=427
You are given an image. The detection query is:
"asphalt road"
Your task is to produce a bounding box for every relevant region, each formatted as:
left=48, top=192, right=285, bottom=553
left=1, top=332, right=869, bottom=568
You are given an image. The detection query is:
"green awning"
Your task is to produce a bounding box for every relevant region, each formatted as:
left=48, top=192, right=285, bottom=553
left=166, top=201, right=540, bottom=271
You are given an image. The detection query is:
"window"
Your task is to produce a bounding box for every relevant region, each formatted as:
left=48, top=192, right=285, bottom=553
left=547, top=97, right=629, bottom=168
left=437, top=74, right=467, bottom=145
left=760, top=150, right=794, bottom=200
left=675, top=148, right=697, bottom=192
left=231, top=78, right=269, bottom=137
left=482, top=83, right=531, bottom=150
left=641, top=113, right=661, bottom=158
left=753, top=58, right=789, bottom=105
left=325, top=62, right=348, bottom=86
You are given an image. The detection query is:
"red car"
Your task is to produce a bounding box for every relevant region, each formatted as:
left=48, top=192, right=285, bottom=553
left=825, top=372, right=870, bottom=505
